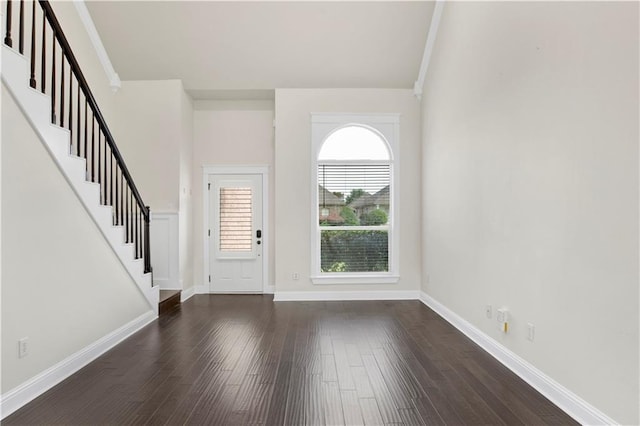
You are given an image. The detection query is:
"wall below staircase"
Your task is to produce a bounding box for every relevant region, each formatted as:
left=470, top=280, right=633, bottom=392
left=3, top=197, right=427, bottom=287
left=1, top=87, right=152, bottom=398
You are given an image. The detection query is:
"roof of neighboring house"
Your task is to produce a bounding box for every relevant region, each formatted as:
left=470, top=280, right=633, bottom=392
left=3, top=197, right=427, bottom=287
left=321, top=211, right=345, bottom=224
left=318, top=186, right=345, bottom=206
left=349, top=185, right=389, bottom=208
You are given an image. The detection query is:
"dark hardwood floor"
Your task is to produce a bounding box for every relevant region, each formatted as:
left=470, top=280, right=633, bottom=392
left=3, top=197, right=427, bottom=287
left=5, top=295, right=577, bottom=425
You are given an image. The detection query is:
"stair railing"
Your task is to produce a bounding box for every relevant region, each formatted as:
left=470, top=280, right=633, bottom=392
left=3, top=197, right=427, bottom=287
left=4, top=0, right=152, bottom=274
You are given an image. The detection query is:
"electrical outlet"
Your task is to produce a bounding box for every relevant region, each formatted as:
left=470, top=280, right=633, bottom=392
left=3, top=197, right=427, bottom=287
left=485, top=305, right=492, bottom=319
left=527, top=323, right=535, bottom=342
left=18, top=337, right=28, bottom=358
left=292, top=272, right=300, bottom=280
left=496, top=308, right=509, bottom=333
left=496, top=308, right=508, bottom=324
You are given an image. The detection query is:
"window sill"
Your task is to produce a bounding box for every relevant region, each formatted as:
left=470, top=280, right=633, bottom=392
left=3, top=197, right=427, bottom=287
left=310, top=275, right=400, bottom=285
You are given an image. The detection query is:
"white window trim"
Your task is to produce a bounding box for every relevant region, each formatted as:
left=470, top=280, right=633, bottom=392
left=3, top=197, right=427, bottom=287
left=310, top=113, right=400, bottom=285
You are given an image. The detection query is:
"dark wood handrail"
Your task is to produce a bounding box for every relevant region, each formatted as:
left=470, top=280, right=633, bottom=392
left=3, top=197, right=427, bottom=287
left=38, top=1, right=148, bottom=221
left=4, top=0, right=152, bottom=274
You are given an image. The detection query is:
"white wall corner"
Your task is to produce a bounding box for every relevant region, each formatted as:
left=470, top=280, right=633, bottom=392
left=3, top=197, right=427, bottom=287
left=181, top=286, right=195, bottom=302
left=194, top=284, right=208, bottom=295
left=72, top=0, right=121, bottom=92
left=414, top=0, right=445, bottom=100
left=413, top=81, right=423, bottom=101
left=418, top=291, right=619, bottom=426
left=109, top=72, right=121, bottom=93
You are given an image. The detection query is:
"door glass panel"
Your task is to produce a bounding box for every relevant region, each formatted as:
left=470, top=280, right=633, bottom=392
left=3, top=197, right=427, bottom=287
left=219, top=187, right=252, bottom=252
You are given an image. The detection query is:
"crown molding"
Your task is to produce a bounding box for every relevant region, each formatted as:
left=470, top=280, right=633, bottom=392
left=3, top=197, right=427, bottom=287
left=72, top=0, right=121, bottom=92
left=414, top=0, right=445, bottom=101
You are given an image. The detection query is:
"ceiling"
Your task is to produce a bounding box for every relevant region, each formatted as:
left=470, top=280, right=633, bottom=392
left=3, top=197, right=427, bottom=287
left=85, top=1, right=434, bottom=100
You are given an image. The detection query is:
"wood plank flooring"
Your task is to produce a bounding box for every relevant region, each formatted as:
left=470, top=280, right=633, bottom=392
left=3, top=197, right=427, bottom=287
left=4, top=295, right=577, bottom=425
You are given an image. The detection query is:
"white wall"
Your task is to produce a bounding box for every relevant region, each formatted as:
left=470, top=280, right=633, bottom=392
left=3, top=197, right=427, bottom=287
left=274, top=89, right=422, bottom=294
left=192, top=101, right=275, bottom=291
left=0, top=5, right=5, bottom=397
left=1, top=87, right=151, bottom=393
left=111, top=80, right=183, bottom=212
left=50, top=2, right=117, bottom=126
left=1, top=1, right=153, bottom=406
left=421, top=2, right=639, bottom=424
left=179, top=90, right=194, bottom=291
left=110, top=80, right=195, bottom=291
left=54, top=4, right=197, bottom=292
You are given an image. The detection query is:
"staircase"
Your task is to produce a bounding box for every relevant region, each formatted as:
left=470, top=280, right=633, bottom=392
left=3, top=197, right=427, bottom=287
left=2, top=1, right=158, bottom=312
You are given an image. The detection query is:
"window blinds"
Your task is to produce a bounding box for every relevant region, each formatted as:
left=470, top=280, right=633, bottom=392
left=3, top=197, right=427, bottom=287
left=317, top=164, right=390, bottom=202
left=219, top=187, right=252, bottom=252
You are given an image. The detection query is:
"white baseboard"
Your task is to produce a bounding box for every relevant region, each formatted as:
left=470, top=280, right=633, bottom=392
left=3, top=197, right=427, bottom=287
left=273, top=290, right=420, bottom=302
left=0, top=311, right=157, bottom=420
left=193, top=284, right=272, bottom=296
left=419, top=291, right=617, bottom=426
left=181, top=286, right=195, bottom=302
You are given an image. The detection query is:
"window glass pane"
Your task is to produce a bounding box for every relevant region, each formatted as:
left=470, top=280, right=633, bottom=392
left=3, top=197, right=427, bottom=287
left=318, top=164, right=389, bottom=226
left=320, top=230, right=388, bottom=272
left=318, top=126, right=390, bottom=161
left=219, top=187, right=252, bottom=252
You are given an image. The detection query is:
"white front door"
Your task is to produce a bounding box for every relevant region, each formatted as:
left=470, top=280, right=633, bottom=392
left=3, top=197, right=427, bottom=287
left=208, top=174, right=263, bottom=292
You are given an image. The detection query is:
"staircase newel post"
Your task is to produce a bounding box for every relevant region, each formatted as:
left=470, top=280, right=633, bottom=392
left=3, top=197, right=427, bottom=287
left=144, top=206, right=151, bottom=274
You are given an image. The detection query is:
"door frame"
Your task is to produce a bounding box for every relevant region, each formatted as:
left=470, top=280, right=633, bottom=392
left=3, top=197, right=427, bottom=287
left=202, top=165, right=269, bottom=294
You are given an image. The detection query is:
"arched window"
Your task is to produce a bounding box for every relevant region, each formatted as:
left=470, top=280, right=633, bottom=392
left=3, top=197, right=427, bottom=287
left=311, top=115, right=399, bottom=284
left=318, top=126, right=390, bottom=161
